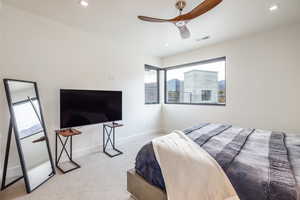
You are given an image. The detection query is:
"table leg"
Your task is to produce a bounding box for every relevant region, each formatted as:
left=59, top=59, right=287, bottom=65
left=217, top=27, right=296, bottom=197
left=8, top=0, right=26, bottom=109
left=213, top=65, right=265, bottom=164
left=56, top=134, right=80, bottom=174
left=102, top=125, right=123, bottom=158
left=70, top=135, right=73, bottom=160
left=55, top=133, right=57, bottom=166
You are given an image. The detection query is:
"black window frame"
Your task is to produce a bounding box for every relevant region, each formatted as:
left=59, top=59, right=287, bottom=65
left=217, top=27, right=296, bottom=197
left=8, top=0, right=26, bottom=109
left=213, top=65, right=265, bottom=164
left=201, top=90, right=212, bottom=101
left=144, top=64, right=160, bottom=105
left=164, top=56, right=226, bottom=106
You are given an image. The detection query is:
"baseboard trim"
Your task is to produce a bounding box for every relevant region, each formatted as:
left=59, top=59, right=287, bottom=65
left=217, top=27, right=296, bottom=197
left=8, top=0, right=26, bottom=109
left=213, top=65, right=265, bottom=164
left=3, top=165, right=23, bottom=181
left=5, top=129, right=165, bottom=177
left=71, top=128, right=165, bottom=159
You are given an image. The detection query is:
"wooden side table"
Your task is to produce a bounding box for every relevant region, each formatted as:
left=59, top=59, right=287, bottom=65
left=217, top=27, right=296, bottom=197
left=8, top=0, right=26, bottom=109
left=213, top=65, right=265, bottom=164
left=55, top=129, right=81, bottom=174
left=103, top=122, right=123, bottom=158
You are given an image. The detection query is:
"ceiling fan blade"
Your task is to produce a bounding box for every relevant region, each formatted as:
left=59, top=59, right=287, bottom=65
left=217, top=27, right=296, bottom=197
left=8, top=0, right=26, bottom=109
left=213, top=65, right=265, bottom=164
left=138, top=16, right=170, bottom=23
left=177, top=25, right=191, bottom=39
left=172, top=0, right=222, bottom=21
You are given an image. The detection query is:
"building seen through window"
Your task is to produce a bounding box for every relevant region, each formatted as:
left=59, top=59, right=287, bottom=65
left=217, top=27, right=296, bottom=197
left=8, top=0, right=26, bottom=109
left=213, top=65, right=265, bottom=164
left=165, top=58, right=226, bottom=105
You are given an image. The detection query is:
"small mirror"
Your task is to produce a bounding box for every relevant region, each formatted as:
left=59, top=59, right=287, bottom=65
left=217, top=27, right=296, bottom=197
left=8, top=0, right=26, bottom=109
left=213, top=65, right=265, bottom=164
left=3, top=79, right=55, bottom=193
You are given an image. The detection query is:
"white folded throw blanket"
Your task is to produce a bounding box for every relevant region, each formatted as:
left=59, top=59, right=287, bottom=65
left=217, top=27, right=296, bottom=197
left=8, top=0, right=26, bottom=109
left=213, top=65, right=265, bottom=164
left=152, top=130, right=240, bottom=200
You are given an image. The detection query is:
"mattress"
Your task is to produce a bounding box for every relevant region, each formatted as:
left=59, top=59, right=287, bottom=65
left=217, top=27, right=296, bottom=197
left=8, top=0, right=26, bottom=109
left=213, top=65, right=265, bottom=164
left=135, top=123, right=300, bottom=200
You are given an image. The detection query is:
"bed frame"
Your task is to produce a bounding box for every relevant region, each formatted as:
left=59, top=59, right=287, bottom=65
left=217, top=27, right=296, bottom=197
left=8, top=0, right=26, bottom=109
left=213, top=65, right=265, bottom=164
left=127, top=169, right=167, bottom=200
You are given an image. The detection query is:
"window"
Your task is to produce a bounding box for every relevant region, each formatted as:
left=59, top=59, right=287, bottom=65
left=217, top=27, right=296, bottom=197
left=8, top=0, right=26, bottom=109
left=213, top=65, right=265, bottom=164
left=13, top=99, right=43, bottom=138
left=165, top=57, right=226, bottom=105
left=201, top=90, right=212, bottom=101
left=145, top=65, right=160, bottom=104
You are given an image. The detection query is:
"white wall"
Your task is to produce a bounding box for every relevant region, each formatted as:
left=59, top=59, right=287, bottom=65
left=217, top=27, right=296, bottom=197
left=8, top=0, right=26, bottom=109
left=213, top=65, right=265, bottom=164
left=1, top=3, right=300, bottom=181
left=162, top=23, right=300, bottom=133
left=0, top=5, right=162, bottom=175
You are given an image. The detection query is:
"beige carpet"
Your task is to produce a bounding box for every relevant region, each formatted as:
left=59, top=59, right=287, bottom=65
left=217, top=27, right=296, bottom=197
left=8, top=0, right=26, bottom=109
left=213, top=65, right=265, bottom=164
left=0, top=133, right=160, bottom=200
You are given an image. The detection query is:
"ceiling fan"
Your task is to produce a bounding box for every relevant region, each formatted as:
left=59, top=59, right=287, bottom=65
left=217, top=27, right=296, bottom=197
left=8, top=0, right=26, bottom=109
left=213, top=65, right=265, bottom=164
left=138, top=0, right=222, bottom=39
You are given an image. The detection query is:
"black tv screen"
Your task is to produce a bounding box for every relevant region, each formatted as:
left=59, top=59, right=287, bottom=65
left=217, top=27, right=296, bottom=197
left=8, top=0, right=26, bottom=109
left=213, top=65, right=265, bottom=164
left=60, top=89, right=122, bottom=128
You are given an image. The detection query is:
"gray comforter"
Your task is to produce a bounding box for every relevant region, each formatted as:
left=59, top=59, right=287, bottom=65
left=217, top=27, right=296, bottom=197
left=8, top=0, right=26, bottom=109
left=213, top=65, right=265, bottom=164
left=135, top=123, right=300, bottom=200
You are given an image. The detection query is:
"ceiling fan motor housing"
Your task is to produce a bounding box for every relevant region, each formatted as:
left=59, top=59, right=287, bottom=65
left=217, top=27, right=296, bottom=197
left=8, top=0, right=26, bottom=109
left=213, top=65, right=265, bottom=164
left=176, top=0, right=187, bottom=11
left=138, top=0, right=223, bottom=39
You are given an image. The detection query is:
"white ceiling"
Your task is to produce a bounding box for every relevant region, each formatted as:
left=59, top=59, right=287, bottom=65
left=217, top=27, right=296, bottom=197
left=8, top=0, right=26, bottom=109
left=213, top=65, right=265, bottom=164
left=3, top=0, right=300, bottom=57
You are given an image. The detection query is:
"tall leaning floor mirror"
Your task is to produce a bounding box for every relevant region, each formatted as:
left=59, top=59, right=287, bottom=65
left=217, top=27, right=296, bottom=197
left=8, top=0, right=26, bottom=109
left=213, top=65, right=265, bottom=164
left=1, top=79, right=55, bottom=193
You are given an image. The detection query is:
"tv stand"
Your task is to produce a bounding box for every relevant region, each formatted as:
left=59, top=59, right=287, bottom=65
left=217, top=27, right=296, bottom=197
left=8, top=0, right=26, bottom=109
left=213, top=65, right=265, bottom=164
left=103, top=122, right=123, bottom=158
left=55, top=128, right=81, bottom=173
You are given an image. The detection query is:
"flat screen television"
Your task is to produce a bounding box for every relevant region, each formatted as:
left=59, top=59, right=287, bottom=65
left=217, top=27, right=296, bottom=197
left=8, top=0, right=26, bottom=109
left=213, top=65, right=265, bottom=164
left=60, top=89, right=122, bottom=129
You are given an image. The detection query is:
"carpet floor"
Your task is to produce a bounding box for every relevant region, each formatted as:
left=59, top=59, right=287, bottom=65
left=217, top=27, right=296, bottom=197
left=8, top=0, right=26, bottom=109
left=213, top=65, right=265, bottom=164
left=0, top=133, right=160, bottom=200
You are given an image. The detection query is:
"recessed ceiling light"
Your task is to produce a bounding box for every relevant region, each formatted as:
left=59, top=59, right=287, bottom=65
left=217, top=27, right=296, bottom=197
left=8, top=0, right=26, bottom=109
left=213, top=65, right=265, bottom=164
left=79, top=0, right=89, bottom=8
left=165, top=43, right=169, bottom=47
left=269, top=4, right=279, bottom=11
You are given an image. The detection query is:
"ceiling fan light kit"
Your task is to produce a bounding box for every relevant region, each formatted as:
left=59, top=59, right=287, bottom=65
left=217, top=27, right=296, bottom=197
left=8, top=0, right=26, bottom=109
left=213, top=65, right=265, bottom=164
left=175, top=0, right=187, bottom=12
left=138, top=0, right=222, bottom=39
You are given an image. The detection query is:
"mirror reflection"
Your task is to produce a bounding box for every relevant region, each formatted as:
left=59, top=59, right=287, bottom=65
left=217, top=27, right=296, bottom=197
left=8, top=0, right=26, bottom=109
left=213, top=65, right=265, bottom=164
left=6, top=80, right=54, bottom=191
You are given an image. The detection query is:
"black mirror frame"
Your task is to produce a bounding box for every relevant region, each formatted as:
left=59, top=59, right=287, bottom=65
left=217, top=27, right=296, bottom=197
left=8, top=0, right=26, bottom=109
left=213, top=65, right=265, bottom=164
left=2, top=79, right=56, bottom=193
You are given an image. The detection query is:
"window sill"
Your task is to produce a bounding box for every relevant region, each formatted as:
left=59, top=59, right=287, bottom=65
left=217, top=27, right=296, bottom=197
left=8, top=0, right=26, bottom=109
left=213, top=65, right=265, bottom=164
left=164, top=103, right=226, bottom=106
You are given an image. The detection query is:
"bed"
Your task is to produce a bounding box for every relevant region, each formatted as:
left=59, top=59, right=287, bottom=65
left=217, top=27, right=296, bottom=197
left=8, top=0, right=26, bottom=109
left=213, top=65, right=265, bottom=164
left=127, top=123, right=300, bottom=200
